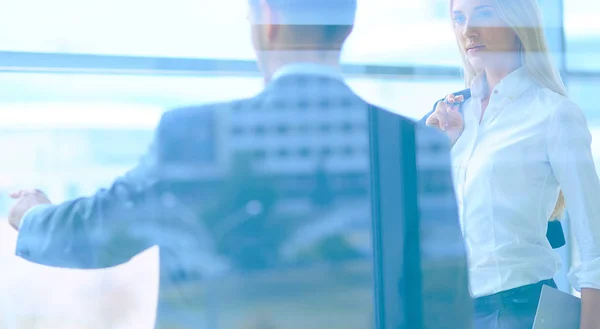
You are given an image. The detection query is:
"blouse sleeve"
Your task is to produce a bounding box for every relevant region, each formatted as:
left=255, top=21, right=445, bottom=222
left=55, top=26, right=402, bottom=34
left=547, top=99, right=600, bottom=291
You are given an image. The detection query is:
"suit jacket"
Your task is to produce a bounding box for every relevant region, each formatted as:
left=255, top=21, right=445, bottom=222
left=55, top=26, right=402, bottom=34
left=419, top=89, right=566, bottom=249
left=15, top=74, right=471, bottom=329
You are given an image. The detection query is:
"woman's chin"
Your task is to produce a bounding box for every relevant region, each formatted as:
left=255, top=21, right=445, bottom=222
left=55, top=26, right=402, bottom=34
left=466, top=57, right=486, bottom=71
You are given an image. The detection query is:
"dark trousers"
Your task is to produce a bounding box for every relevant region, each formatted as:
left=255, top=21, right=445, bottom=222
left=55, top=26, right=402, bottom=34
left=473, top=279, right=557, bottom=329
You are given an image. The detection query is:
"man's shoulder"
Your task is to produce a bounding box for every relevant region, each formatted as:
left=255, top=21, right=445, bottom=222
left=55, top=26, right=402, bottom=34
left=164, top=97, right=256, bottom=121
left=156, top=97, right=258, bottom=132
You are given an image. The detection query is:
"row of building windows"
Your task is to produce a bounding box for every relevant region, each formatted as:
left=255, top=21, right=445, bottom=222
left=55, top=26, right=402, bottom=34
left=231, top=96, right=363, bottom=113
left=276, top=174, right=369, bottom=195
left=251, top=146, right=368, bottom=159
left=231, top=123, right=366, bottom=136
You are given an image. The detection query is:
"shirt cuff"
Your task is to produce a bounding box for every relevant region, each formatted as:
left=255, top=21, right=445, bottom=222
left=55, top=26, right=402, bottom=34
left=19, top=204, right=53, bottom=230
left=568, top=257, right=600, bottom=291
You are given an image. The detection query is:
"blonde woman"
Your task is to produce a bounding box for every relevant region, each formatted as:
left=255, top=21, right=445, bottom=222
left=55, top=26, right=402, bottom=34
left=424, top=0, right=600, bottom=328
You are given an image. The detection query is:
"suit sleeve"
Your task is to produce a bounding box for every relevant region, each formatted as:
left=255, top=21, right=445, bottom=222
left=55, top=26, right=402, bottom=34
left=15, top=110, right=187, bottom=269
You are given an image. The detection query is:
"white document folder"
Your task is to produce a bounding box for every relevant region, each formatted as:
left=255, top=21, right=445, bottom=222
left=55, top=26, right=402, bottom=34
left=532, top=285, right=581, bottom=329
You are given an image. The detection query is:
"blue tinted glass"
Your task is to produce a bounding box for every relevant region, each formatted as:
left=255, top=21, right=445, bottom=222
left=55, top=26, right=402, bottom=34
left=0, top=70, right=467, bottom=328
left=0, top=72, right=376, bottom=328
left=567, top=76, right=600, bottom=172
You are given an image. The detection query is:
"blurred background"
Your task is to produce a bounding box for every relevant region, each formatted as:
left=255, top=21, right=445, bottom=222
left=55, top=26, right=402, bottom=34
left=0, top=0, right=598, bottom=328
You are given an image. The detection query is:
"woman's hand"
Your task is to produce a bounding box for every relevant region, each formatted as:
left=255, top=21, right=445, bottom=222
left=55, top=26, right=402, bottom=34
left=425, top=93, right=465, bottom=146
left=580, top=288, right=600, bottom=329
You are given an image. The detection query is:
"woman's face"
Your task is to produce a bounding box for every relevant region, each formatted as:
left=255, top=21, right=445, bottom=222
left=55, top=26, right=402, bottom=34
left=451, top=0, right=520, bottom=71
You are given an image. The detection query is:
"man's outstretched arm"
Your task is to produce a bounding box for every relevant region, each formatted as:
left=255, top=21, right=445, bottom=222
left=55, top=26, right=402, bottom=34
left=9, top=110, right=183, bottom=269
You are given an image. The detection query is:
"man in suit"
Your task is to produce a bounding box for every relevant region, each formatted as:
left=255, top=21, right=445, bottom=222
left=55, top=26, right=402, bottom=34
left=7, top=1, right=470, bottom=328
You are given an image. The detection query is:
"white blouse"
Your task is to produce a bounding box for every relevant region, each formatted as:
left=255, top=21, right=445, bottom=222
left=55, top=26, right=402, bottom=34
left=451, top=67, right=600, bottom=298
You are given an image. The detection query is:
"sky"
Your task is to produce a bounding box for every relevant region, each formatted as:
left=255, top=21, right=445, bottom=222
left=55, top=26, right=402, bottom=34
left=1, top=0, right=594, bottom=66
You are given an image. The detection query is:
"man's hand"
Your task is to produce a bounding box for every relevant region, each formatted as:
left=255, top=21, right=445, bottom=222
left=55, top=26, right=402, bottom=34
left=8, top=189, right=52, bottom=230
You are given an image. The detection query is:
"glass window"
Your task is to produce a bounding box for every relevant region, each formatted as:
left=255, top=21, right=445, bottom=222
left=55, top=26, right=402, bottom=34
left=0, top=72, right=383, bottom=329
left=0, top=0, right=254, bottom=59
left=561, top=0, right=600, bottom=295
left=0, top=72, right=464, bottom=200
left=566, top=76, right=600, bottom=180
left=231, top=126, right=245, bottom=135
left=567, top=77, right=600, bottom=123
left=0, top=73, right=450, bottom=328
left=564, top=0, right=600, bottom=72
left=347, top=77, right=464, bottom=119
left=0, top=0, right=461, bottom=66
left=298, top=148, right=312, bottom=158
left=343, top=0, right=460, bottom=65
left=253, top=149, right=267, bottom=160
left=0, top=1, right=481, bottom=327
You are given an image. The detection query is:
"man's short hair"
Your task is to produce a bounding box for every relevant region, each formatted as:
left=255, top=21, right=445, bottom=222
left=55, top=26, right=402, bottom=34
left=249, top=0, right=357, bottom=47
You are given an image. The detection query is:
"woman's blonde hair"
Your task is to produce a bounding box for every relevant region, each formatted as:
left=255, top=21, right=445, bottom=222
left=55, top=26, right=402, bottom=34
left=451, top=0, right=566, bottom=220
